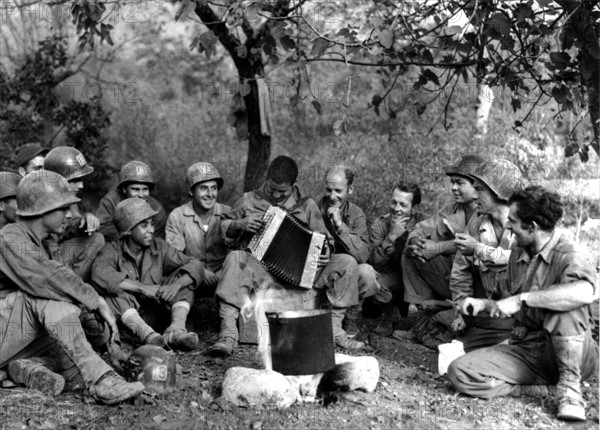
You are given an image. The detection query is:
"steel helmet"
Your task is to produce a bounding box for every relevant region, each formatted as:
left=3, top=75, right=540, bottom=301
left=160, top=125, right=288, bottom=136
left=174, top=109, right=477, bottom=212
left=123, top=345, right=176, bottom=394
left=114, top=198, right=158, bottom=235
left=444, top=154, right=487, bottom=179
left=0, top=172, right=21, bottom=200
left=44, top=146, right=94, bottom=181
left=186, top=162, right=223, bottom=191
left=16, top=170, right=81, bottom=216
left=470, top=159, right=524, bottom=201
left=117, top=161, right=155, bottom=190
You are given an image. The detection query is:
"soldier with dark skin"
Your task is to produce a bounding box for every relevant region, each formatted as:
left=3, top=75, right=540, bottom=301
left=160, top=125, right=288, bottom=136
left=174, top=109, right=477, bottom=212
left=210, top=156, right=366, bottom=356
left=0, top=170, right=144, bottom=404
left=0, top=172, right=21, bottom=230
left=97, top=161, right=167, bottom=242
left=166, top=162, right=231, bottom=293
left=92, top=198, right=204, bottom=351
left=13, top=142, right=48, bottom=177
left=447, top=186, right=598, bottom=422
left=450, top=159, right=524, bottom=352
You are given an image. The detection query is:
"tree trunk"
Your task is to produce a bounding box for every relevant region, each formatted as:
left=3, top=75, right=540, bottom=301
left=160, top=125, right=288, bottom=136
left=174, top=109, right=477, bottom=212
left=240, top=71, right=271, bottom=192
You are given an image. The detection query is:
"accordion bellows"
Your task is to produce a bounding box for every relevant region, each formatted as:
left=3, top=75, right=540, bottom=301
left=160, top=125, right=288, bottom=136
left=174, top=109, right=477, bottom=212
left=248, top=206, right=326, bottom=288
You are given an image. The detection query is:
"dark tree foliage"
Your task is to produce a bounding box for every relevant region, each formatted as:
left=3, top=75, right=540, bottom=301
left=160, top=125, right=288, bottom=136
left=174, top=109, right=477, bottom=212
left=0, top=36, right=111, bottom=191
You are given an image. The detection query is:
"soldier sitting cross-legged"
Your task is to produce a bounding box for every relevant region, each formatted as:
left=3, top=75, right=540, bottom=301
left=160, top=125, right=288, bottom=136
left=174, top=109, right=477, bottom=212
left=91, top=198, right=204, bottom=351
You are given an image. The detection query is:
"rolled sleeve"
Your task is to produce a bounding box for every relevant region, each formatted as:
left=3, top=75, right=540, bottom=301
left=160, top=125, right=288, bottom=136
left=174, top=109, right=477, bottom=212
left=474, top=243, right=511, bottom=266
left=91, top=242, right=128, bottom=296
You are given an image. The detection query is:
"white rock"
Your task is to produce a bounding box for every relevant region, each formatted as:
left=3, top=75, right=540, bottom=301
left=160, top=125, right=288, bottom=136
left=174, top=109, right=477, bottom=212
left=222, top=367, right=297, bottom=408
left=321, top=354, right=380, bottom=393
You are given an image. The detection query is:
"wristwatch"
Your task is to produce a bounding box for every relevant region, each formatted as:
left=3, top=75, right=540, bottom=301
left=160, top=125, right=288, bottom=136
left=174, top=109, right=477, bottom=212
left=520, top=292, right=530, bottom=308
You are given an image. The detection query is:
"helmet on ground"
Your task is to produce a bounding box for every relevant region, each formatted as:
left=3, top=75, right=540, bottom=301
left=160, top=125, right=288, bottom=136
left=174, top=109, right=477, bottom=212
left=186, top=162, right=223, bottom=192
left=44, top=146, right=94, bottom=181
left=470, top=159, right=524, bottom=201
left=444, top=154, right=487, bottom=179
left=117, top=161, right=155, bottom=191
left=114, top=198, right=158, bottom=235
left=16, top=170, right=80, bottom=216
left=0, top=172, right=21, bottom=200
left=123, top=345, right=177, bottom=394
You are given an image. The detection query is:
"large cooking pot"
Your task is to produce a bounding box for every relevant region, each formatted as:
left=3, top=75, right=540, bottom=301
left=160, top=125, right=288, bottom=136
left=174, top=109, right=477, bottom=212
left=267, top=309, right=336, bottom=375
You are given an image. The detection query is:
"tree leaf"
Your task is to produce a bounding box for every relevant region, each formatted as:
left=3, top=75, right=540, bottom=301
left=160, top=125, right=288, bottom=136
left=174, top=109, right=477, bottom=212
left=310, top=38, right=329, bottom=57
left=378, top=30, right=394, bottom=49
left=415, top=103, right=426, bottom=115
left=280, top=36, right=296, bottom=51
left=549, top=51, right=571, bottom=70
left=371, top=95, right=383, bottom=106
left=489, top=13, right=511, bottom=37
left=311, top=100, right=322, bottom=115
left=421, top=69, right=439, bottom=86
left=175, top=0, right=195, bottom=22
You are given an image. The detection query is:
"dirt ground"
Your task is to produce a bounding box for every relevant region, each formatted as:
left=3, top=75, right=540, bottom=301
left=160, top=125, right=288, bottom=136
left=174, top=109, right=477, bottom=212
left=0, top=301, right=598, bottom=430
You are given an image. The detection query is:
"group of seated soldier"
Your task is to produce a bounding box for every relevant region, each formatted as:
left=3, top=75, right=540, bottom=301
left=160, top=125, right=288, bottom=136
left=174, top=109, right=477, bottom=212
left=0, top=144, right=597, bottom=422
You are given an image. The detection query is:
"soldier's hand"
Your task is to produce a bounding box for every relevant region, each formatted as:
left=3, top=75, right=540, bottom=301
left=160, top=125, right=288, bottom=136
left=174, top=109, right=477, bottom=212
left=237, top=216, right=264, bottom=233
left=317, top=243, right=331, bottom=267
left=80, top=212, right=100, bottom=234
left=490, top=295, right=521, bottom=318
left=458, top=297, right=490, bottom=316
left=96, top=297, right=118, bottom=345
left=454, top=233, right=479, bottom=256
left=419, top=239, right=440, bottom=260
left=157, top=283, right=183, bottom=303
left=451, top=314, right=467, bottom=334
left=327, top=207, right=343, bottom=229
left=389, top=215, right=410, bottom=240
left=142, top=285, right=160, bottom=300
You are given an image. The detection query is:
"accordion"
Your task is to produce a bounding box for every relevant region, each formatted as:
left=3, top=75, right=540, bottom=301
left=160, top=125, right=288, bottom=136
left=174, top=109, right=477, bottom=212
left=247, top=206, right=326, bottom=289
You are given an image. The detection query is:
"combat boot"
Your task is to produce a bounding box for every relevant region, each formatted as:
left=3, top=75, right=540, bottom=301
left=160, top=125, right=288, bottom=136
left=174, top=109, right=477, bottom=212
left=164, top=329, right=199, bottom=351
left=343, top=305, right=360, bottom=338
left=332, top=308, right=367, bottom=350
left=8, top=359, right=65, bottom=396
left=552, top=335, right=586, bottom=421
left=374, top=303, right=399, bottom=337
left=90, top=371, right=145, bottom=405
left=210, top=301, right=240, bottom=357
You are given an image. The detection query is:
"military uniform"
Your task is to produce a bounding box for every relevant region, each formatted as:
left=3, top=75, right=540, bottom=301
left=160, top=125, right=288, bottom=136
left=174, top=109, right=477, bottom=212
left=447, top=230, right=598, bottom=398
left=166, top=201, right=231, bottom=292
left=91, top=237, right=204, bottom=332
left=402, top=202, right=477, bottom=306
left=317, top=197, right=379, bottom=301
left=449, top=214, right=515, bottom=351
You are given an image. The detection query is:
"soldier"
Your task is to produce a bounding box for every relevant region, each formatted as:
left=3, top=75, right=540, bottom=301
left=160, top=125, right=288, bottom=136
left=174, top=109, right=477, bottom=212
left=91, top=198, right=204, bottom=351
left=317, top=165, right=379, bottom=337
left=97, top=160, right=167, bottom=242
left=450, top=159, right=524, bottom=351
left=210, top=156, right=365, bottom=356
left=0, top=170, right=144, bottom=404
left=447, top=186, right=598, bottom=422
left=368, top=182, right=425, bottom=336
left=0, top=172, right=21, bottom=229
left=14, top=142, right=48, bottom=176
left=402, top=154, right=486, bottom=308
left=43, top=146, right=104, bottom=281
left=166, top=162, right=231, bottom=293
